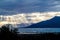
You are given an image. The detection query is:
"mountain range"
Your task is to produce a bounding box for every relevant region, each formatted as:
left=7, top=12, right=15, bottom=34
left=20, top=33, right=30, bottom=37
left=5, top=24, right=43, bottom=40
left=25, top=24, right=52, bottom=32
left=25, top=16, right=60, bottom=28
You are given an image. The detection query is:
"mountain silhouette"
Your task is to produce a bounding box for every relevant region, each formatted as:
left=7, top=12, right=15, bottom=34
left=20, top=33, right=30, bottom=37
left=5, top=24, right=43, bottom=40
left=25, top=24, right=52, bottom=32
left=26, top=16, right=60, bottom=28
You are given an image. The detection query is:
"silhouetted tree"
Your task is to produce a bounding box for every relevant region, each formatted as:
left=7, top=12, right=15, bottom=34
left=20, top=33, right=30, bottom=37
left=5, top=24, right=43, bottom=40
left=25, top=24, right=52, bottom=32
left=0, top=24, right=19, bottom=40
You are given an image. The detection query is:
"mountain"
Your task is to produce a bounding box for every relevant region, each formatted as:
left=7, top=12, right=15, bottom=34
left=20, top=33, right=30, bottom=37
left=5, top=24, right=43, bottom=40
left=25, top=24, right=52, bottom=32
left=26, top=16, right=60, bottom=28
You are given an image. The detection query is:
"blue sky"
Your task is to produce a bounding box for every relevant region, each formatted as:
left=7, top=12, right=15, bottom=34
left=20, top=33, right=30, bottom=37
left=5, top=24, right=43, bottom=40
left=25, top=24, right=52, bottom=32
left=0, top=0, right=60, bottom=15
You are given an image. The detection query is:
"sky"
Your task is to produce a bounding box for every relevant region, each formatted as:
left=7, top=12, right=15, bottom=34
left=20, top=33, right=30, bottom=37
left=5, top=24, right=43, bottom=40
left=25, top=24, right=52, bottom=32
left=0, top=0, right=60, bottom=33
left=0, top=0, right=60, bottom=15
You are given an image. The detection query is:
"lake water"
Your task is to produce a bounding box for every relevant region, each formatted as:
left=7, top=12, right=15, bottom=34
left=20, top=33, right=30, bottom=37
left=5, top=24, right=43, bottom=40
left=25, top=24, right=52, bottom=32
left=18, top=28, right=60, bottom=34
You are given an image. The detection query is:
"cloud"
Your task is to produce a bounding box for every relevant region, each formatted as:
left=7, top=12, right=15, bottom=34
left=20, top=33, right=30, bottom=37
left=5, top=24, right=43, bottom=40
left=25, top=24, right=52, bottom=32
left=0, top=0, right=17, bottom=3
left=14, top=0, right=60, bottom=12
left=0, top=12, right=60, bottom=27
left=46, top=0, right=60, bottom=11
left=0, top=0, right=60, bottom=15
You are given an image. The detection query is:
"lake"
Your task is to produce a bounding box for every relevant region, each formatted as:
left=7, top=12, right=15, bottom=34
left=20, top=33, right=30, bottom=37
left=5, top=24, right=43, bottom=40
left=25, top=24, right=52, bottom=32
left=18, top=28, right=60, bottom=34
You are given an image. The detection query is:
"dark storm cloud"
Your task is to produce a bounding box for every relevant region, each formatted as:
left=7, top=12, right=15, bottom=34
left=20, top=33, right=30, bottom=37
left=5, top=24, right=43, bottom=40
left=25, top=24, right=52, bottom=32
left=0, top=0, right=60, bottom=15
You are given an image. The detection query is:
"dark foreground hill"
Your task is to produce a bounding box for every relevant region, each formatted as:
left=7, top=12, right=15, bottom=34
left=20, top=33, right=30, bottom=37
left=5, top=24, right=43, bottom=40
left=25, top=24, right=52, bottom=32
left=26, top=16, right=60, bottom=28
left=0, top=31, right=60, bottom=40
left=19, top=33, right=60, bottom=40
